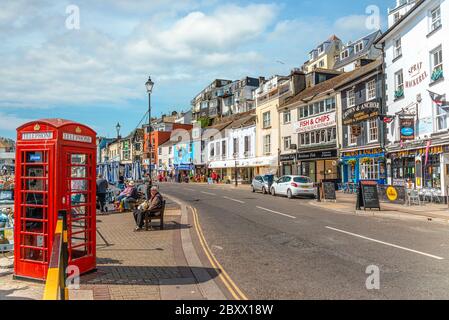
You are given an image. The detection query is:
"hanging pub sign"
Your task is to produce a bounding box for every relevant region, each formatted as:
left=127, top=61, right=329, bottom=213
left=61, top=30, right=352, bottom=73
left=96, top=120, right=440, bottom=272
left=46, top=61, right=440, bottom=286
left=342, top=101, right=380, bottom=126
left=399, top=118, right=415, bottom=141
left=351, top=125, right=362, bottom=137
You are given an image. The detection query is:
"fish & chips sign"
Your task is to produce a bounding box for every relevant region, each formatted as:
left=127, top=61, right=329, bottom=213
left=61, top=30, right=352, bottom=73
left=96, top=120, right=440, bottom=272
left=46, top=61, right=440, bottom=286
left=294, top=112, right=335, bottom=133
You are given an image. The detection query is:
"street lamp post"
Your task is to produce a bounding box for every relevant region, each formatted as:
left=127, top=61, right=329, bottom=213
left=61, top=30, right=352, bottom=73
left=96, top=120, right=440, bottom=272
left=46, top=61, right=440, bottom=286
left=116, top=122, right=121, bottom=139
left=145, top=76, right=154, bottom=189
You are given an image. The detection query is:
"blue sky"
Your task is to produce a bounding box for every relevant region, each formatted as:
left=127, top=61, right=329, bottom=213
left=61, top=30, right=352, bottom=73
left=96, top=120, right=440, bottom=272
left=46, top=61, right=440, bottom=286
left=0, top=0, right=393, bottom=139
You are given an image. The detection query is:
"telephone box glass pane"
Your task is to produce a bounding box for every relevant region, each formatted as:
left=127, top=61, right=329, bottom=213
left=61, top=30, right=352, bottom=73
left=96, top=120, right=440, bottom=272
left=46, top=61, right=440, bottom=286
left=26, top=151, right=44, bottom=163
left=24, top=165, right=46, bottom=177
left=22, top=248, right=45, bottom=262
left=71, top=206, right=87, bottom=218
left=24, top=193, right=44, bottom=205
left=71, top=167, right=87, bottom=178
left=71, top=193, right=88, bottom=205
left=71, top=180, right=88, bottom=191
left=71, top=154, right=87, bottom=165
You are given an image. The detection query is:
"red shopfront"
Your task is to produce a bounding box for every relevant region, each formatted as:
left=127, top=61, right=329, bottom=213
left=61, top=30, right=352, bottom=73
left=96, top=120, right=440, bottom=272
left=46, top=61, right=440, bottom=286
left=14, top=119, right=97, bottom=281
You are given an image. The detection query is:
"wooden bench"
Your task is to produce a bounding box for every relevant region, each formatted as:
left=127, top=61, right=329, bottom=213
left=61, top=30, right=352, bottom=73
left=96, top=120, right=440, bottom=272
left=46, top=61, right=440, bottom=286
left=144, top=200, right=166, bottom=231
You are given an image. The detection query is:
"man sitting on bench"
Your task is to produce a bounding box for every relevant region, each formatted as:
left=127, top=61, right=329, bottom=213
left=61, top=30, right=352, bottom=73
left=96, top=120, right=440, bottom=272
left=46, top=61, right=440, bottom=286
left=133, top=186, right=164, bottom=232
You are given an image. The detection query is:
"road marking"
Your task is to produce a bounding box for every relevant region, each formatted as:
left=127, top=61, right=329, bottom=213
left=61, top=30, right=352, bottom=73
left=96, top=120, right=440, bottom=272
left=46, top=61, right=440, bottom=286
left=185, top=188, right=195, bottom=192
left=256, top=206, right=296, bottom=219
left=190, top=206, right=248, bottom=300
left=326, top=226, right=444, bottom=260
left=223, top=196, right=245, bottom=204
left=201, top=191, right=217, bottom=196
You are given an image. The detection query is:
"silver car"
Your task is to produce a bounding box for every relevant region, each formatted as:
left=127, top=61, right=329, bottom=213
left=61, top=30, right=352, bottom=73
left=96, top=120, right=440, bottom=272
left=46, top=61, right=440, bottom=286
left=251, top=175, right=276, bottom=195
left=271, top=175, right=316, bottom=199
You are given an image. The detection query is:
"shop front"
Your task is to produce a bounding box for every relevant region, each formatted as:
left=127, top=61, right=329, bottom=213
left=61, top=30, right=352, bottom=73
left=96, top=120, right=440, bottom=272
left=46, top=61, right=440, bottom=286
left=341, top=148, right=386, bottom=185
left=280, top=153, right=297, bottom=176
left=297, top=150, right=339, bottom=183
left=208, top=159, right=257, bottom=184
left=388, top=145, right=445, bottom=190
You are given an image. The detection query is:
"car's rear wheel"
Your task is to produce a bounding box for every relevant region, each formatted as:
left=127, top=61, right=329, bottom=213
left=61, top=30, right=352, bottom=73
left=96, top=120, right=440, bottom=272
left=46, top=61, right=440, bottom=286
left=271, top=188, right=276, bottom=196
left=287, top=189, right=293, bottom=199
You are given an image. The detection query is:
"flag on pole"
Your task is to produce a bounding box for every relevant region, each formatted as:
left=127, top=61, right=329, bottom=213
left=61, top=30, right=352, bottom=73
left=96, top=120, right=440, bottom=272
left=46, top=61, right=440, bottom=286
left=428, top=90, right=448, bottom=108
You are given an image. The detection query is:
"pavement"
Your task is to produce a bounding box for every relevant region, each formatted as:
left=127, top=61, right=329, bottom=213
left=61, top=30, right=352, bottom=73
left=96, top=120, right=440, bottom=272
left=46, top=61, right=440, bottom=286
left=309, top=191, right=449, bottom=223
left=160, top=182, right=449, bottom=299
left=0, top=195, right=227, bottom=300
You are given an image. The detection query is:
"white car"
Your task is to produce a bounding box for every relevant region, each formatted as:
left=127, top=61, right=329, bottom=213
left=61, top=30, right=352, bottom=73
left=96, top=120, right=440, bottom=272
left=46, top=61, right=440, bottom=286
left=270, top=175, right=316, bottom=199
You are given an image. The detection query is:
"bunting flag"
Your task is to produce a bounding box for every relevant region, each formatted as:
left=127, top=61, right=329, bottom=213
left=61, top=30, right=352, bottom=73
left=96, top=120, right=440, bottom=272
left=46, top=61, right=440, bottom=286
left=380, top=115, right=394, bottom=124
left=428, top=90, right=448, bottom=108
left=425, top=140, right=432, bottom=166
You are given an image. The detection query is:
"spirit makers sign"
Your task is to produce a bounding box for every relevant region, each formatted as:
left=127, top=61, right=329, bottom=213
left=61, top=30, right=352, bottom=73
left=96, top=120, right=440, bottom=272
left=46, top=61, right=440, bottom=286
left=405, top=62, right=428, bottom=88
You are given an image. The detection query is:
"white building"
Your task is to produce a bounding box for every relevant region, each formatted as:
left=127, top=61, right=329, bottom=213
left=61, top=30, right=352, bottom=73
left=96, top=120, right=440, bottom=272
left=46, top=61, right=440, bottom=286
left=376, top=0, right=448, bottom=192
left=158, top=140, right=175, bottom=173
left=0, top=138, right=15, bottom=174
left=207, top=113, right=257, bottom=183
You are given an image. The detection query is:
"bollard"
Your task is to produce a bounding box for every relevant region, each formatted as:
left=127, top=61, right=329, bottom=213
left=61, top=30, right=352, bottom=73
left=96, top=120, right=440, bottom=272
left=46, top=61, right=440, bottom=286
left=316, top=183, right=321, bottom=202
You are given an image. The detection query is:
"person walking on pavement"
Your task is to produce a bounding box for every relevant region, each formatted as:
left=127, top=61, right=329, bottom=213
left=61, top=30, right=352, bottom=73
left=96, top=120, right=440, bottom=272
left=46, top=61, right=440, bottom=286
left=133, top=186, right=164, bottom=231
left=96, top=174, right=109, bottom=213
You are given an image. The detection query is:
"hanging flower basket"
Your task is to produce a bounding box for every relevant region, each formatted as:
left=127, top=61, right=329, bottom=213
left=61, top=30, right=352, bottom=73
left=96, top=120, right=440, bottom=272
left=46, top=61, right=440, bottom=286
left=376, top=156, right=386, bottom=162
left=361, top=157, right=372, bottom=165
left=431, top=68, right=444, bottom=82
left=394, top=89, right=404, bottom=99
left=347, top=159, right=357, bottom=166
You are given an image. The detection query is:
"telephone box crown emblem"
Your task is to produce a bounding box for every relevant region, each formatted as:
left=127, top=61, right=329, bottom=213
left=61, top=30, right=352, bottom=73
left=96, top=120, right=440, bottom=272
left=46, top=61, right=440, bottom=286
left=34, top=124, right=40, bottom=131
left=75, top=126, right=82, bottom=134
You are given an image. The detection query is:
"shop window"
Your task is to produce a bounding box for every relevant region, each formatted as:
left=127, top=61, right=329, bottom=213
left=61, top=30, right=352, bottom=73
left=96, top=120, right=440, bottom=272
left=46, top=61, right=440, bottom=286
left=283, top=136, right=291, bottom=151
left=283, top=111, right=291, bottom=124
left=348, top=127, right=357, bottom=145
left=263, top=135, right=271, bottom=155
left=366, top=80, right=376, bottom=100
left=368, top=119, right=379, bottom=142
left=430, top=6, right=441, bottom=32
left=436, top=95, right=448, bottom=131
left=360, top=158, right=380, bottom=180
left=347, top=90, right=355, bottom=107
left=394, top=38, right=402, bottom=59
left=394, top=70, right=404, bottom=99
left=424, top=155, right=441, bottom=189
left=430, top=46, right=443, bottom=82
left=263, top=112, right=271, bottom=128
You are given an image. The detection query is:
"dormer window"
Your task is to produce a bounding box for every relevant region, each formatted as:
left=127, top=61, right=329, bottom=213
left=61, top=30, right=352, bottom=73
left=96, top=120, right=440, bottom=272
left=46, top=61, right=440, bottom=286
left=355, top=42, right=364, bottom=53
left=341, top=50, right=349, bottom=60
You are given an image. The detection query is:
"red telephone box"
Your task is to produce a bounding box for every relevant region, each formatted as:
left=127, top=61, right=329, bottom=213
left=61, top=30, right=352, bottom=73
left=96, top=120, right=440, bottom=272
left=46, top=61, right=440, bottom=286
left=14, top=119, right=97, bottom=280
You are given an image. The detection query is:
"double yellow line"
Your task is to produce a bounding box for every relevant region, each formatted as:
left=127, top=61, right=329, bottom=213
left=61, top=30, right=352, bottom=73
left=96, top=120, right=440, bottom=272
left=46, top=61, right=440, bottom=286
left=190, top=206, right=248, bottom=300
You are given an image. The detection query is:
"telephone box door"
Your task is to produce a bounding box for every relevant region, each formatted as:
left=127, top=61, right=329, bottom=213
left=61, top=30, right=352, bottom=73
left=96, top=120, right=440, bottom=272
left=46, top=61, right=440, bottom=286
left=63, top=148, right=96, bottom=273
left=15, top=147, right=55, bottom=279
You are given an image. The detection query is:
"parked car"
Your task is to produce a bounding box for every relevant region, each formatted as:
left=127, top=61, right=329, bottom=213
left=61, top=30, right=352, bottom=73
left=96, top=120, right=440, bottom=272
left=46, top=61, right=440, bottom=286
left=251, top=174, right=277, bottom=194
left=270, top=176, right=316, bottom=199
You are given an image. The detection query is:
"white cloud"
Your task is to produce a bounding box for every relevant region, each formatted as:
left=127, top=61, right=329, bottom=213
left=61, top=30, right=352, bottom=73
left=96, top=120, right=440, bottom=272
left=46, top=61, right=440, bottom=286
left=0, top=2, right=278, bottom=111
left=0, top=112, right=31, bottom=131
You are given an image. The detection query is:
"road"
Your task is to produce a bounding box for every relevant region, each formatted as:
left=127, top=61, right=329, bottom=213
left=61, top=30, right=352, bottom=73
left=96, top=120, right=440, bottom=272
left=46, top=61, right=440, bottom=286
left=160, top=182, right=449, bottom=300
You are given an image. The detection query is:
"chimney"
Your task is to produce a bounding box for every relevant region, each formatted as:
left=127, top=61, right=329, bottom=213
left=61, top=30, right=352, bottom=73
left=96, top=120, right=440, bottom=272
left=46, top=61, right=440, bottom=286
left=290, top=69, right=306, bottom=95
